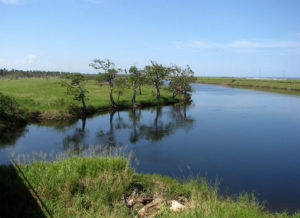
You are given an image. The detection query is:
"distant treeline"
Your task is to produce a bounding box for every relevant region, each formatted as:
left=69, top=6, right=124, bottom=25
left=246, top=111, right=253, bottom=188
left=0, top=68, right=67, bottom=78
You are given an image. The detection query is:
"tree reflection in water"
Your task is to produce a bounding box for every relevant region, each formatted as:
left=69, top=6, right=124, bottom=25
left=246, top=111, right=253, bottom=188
left=0, top=125, right=28, bottom=147
left=128, top=108, right=142, bottom=144
left=138, top=105, right=193, bottom=141
left=62, top=105, right=194, bottom=153
left=62, top=117, right=87, bottom=154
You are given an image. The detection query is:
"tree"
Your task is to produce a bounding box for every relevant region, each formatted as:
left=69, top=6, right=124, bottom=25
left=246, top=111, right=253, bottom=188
left=62, top=73, right=88, bottom=115
left=137, top=73, right=146, bottom=95
left=169, top=65, right=196, bottom=102
left=128, top=66, right=143, bottom=103
left=89, top=59, right=121, bottom=108
left=114, top=77, right=128, bottom=103
left=144, top=61, right=170, bottom=99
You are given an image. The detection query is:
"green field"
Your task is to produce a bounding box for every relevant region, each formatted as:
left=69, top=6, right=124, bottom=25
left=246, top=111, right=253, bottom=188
left=196, top=77, right=300, bottom=95
left=0, top=78, right=177, bottom=121
left=1, top=156, right=298, bottom=217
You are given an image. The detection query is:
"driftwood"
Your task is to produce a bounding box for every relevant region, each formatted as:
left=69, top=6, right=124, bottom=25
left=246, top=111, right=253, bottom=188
left=122, top=189, right=187, bottom=217
left=123, top=190, right=154, bottom=208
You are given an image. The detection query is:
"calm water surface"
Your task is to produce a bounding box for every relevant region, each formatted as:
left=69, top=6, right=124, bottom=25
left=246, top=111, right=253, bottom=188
left=1, top=84, right=300, bottom=212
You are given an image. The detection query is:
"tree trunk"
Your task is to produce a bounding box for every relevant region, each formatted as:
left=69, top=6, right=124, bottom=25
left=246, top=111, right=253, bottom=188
left=139, top=86, right=142, bottom=95
left=154, top=107, right=161, bottom=129
left=109, top=84, right=116, bottom=107
left=156, top=85, right=160, bottom=99
left=81, top=117, right=86, bottom=131
left=132, top=81, right=137, bottom=103
left=117, top=92, right=121, bottom=102
left=81, top=96, right=87, bottom=114
left=79, top=87, right=87, bottom=114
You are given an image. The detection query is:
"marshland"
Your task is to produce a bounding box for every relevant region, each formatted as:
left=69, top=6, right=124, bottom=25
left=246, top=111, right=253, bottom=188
left=1, top=68, right=300, bottom=216
left=1, top=0, right=300, bottom=217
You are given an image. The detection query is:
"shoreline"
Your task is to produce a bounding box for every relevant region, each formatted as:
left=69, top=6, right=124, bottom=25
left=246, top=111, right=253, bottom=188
left=195, top=77, right=300, bottom=95
left=1, top=97, right=183, bottom=128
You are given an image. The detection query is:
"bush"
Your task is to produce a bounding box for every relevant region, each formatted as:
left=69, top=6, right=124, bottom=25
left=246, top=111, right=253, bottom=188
left=0, top=92, right=26, bottom=125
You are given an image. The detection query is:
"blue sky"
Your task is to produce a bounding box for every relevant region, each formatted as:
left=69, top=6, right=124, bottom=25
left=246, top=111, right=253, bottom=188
left=1, top=0, right=300, bottom=77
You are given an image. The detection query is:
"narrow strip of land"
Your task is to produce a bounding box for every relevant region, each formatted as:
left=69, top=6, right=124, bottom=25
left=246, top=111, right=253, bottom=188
left=0, top=78, right=180, bottom=123
left=196, top=77, right=300, bottom=95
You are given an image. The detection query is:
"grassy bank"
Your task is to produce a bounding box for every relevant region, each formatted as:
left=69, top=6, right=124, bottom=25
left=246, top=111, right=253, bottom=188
left=196, top=77, right=300, bottom=95
left=0, top=78, right=178, bottom=122
left=0, top=156, right=298, bottom=217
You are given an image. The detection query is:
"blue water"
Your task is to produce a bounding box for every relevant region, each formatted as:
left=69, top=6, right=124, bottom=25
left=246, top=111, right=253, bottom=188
left=1, top=84, right=300, bottom=212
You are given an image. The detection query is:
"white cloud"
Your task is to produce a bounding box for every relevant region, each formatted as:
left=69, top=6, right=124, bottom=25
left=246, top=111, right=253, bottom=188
left=0, top=0, right=19, bottom=4
left=179, top=40, right=300, bottom=49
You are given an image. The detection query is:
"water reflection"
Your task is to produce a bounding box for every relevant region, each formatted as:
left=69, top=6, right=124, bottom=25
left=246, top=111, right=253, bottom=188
left=128, top=109, right=142, bottom=144
left=97, top=111, right=118, bottom=147
left=139, top=106, right=193, bottom=141
left=0, top=125, right=27, bottom=147
left=61, top=105, right=194, bottom=153
left=62, top=117, right=87, bottom=154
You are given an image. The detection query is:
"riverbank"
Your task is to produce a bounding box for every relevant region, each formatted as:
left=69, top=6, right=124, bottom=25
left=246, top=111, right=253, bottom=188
left=195, top=77, right=300, bottom=95
left=1, top=156, right=297, bottom=217
left=0, top=78, right=180, bottom=124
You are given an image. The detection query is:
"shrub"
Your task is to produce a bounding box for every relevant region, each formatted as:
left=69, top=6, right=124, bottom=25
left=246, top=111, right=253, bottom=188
left=0, top=92, right=25, bottom=125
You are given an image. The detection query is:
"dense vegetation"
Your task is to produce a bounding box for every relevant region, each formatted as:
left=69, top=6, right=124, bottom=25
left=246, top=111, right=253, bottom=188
left=1, top=156, right=298, bottom=217
left=0, top=93, right=26, bottom=126
left=196, top=77, right=300, bottom=94
left=0, top=60, right=195, bottom=125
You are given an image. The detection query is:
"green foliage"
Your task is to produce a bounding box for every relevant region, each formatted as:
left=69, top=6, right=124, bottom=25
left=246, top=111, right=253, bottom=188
left=0, top=92, right=25, bottom=125
left=128, top=66, right=143, bottom=83
left=169, top=65, right=196, bottom=101
left=145, top=61, right=171, bottom=99
left=114, top=77, right=129, bottom=102
left=90, top=59, right=123, bottom=106
left=128, top=66, right=146, bottom=86
left=62, top=73, right=85, bottom=85
left=96, top=72, right=111, bottom=84
left=128, top=66, right=146, bottom=102
left=145, top=61, right=170, bottom=87
left=90, top=59, right=122, bottom=85
left=61, top=73, right=88, bottom=114
left=62, top=74, right=87, bottom=101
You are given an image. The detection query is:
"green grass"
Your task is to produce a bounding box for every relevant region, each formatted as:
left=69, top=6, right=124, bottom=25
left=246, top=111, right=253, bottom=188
left=1, top=156, right=299, bottom=217
left=196, top=77, right=300, bottom=95
left=0, top=78, right=178, bottom=120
